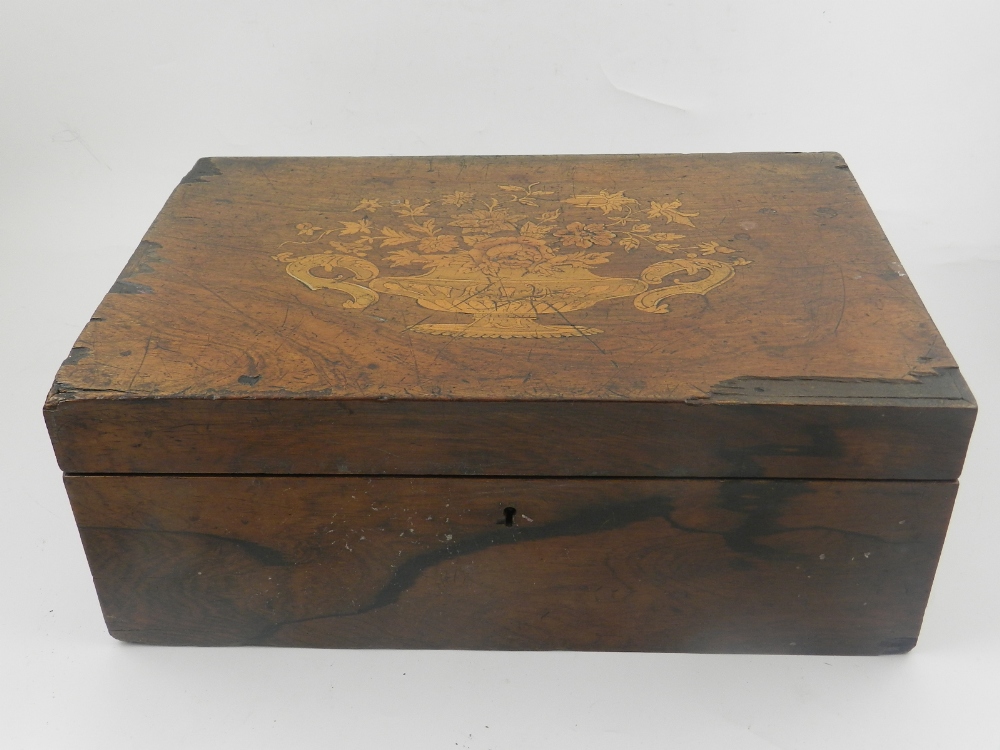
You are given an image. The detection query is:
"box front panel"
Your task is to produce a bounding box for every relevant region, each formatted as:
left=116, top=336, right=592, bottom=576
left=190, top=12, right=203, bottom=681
left=65, top=476, right=955, bottom=655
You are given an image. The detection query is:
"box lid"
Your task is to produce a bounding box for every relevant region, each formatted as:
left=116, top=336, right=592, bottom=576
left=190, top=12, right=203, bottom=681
left=45, top=153, right=976, bottom=479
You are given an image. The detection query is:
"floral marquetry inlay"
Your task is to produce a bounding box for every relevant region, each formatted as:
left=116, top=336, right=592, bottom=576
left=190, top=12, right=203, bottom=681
left=273, top=184, right=753, bottom=339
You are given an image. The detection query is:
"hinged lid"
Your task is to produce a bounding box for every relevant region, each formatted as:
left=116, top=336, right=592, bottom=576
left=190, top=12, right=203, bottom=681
left=45, top=153, right=976, bottom=479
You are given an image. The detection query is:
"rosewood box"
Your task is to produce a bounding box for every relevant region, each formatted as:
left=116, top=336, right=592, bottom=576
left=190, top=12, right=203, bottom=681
left=45, top=153, right=976, bottom=654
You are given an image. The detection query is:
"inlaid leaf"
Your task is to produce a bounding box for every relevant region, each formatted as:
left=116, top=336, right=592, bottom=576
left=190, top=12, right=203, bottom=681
left=647, top=199, right=699, bottom=227
left=296, top=222, right=324, bottom=236
left=386, top=249, right=424, bottom=267
left=352, top=198, right=381, bottom=213
left=696, top=241, right=736, bottom=255
left=406, top=219, right=439, bottom=236
left=378, top=227, right=419, bottom=246
left=564, top=190, right=637, bottom=214
left=440, top=191, right=474, bottom=207
left=392, top=200, right=431, bottom=217
left=339, top=219, right=372, bottom=235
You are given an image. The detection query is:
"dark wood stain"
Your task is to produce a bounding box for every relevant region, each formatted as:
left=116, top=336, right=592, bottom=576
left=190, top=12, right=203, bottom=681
left=180, top=157, right=222, bottom=184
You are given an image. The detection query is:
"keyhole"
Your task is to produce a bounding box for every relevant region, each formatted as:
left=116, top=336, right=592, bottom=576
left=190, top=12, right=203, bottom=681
left=498, top=507, right=517, bottom=527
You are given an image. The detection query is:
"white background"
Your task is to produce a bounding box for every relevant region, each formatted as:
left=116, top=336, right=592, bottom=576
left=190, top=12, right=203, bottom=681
left=2, top=1, right=999, bottom=747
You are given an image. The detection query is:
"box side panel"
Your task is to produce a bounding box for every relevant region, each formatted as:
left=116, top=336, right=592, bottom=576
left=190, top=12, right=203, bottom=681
left=48, top=396, right=976, bottom=479
left=65, top=475, right=956, bottom=654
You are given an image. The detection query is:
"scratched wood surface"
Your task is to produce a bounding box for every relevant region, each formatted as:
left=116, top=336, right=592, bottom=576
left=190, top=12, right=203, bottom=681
left=44, top=153, right=976, bottom=477
left=66, top=475, right=956, bottom=654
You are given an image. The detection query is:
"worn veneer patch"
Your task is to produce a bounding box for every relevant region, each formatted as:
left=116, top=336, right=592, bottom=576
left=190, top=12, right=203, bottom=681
left=49, top=153, right=956, bottom=402
left=107, top=240, right=164, bottom=295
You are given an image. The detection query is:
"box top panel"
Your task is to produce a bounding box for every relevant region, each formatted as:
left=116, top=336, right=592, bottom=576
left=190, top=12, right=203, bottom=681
left=45, top=154, right=976, bottom=478
left=51, top=153, right=958, bottom=401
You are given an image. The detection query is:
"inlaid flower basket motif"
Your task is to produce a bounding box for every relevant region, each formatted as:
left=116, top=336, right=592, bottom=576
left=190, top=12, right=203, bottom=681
left=273, top=185, right=751, bottom=338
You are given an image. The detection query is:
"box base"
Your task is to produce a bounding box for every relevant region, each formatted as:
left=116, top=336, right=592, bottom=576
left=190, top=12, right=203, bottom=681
left=64, top=476, right=955, bottom=654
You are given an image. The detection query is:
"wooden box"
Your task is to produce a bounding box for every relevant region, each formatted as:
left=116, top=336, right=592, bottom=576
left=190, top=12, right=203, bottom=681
left=45, top=153, right=976, bottom=654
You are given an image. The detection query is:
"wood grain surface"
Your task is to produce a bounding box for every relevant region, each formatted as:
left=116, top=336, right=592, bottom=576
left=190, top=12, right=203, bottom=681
left=66, top=475, right=957, bottom=654
left=44, top=153, right=976, bottom=477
